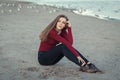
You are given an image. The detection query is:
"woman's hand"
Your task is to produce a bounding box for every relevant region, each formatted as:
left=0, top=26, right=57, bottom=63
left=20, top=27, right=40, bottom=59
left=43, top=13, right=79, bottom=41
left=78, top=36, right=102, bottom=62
left=66, top=21, right=71, bottom=27
left=77, top=56, right=86, bottom=66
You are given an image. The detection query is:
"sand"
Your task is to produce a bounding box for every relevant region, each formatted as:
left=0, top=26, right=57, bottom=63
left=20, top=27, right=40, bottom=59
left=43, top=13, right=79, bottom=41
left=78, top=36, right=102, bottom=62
left=0, top=0, right=120, bottom=80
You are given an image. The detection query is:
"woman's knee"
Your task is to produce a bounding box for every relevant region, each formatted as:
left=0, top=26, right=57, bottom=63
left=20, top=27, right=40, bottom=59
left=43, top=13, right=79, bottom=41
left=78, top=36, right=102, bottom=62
left=58, top=44, right=67, bottom=49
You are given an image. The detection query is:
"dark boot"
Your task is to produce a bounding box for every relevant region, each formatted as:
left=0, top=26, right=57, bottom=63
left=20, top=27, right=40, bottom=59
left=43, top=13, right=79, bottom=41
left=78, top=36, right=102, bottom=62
left=88, top=63, right=103, bottom=73
left=80, top=64, right=97, bottom=73
left=80, top=63, right=103, bottom=73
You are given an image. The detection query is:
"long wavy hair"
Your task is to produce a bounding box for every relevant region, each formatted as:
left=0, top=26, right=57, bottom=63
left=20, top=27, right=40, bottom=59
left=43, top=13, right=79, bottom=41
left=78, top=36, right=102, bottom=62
left=39, top=14, right=69, bottom=42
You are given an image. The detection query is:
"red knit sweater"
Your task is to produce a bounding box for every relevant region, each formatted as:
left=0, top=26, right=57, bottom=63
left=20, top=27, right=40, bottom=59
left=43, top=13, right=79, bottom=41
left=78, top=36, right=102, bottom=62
left=38, top=27, right=79, bottom=57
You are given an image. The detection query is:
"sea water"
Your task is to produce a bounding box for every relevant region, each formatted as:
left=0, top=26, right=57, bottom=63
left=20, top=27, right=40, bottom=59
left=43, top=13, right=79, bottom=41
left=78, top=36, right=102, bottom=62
left=19, top=0, right=120, bottom=21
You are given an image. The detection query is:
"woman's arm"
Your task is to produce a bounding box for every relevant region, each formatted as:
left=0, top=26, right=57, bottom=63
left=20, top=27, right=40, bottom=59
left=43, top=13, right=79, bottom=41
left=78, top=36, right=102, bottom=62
left=49, top=29, right=79, bottom=57
left=61, top=21, right=73, bottom=45
left=61, top=27, right=73, bottom=45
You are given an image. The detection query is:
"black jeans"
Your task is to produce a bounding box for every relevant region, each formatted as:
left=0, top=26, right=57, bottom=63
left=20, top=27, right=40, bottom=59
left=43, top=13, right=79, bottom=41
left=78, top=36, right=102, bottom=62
left=38, top=44, right=89, bottom=66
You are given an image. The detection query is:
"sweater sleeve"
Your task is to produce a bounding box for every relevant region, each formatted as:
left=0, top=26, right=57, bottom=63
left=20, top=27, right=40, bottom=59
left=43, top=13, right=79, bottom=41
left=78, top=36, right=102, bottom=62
left=61, top=27, right=73, bottom=45
left=49, top=29, right=79, bottom=57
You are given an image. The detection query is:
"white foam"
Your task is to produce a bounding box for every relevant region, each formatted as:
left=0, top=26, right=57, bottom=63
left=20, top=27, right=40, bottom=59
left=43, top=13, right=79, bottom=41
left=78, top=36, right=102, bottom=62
left=73, top=9, right=111, bottom=20
left=18, top=0, right=120, bottom=21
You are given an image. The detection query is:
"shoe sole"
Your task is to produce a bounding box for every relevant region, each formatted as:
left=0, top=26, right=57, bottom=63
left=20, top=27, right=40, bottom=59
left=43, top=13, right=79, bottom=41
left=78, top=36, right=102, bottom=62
left=80, top=69, right=104, bottom=74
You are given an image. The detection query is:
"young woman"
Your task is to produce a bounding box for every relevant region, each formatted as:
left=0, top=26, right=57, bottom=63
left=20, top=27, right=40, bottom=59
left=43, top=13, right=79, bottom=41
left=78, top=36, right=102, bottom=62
left=38, top=14, right=101, bottom=73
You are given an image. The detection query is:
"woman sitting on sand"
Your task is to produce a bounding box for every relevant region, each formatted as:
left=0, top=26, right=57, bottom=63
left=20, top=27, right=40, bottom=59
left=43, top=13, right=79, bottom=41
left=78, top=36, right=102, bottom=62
left=38, top=14, right=101, bottom=73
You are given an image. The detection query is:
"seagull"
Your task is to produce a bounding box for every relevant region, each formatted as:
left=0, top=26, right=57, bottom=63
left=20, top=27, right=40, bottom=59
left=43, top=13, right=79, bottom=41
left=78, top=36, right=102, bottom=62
left=17, top=8, right=20, bottom=11
left=8, top=9, right=12, bottom=13
left=1, top=10, right=4, bottom=13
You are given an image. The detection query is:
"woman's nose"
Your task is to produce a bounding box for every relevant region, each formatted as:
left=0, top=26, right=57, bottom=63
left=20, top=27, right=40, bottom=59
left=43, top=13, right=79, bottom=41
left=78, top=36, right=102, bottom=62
left=60, top=22, right=63, bottom=25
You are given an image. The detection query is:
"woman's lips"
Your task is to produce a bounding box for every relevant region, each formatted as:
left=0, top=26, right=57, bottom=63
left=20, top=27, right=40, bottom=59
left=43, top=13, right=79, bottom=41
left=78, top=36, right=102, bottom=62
left=58, top=26, right=62, bottom=28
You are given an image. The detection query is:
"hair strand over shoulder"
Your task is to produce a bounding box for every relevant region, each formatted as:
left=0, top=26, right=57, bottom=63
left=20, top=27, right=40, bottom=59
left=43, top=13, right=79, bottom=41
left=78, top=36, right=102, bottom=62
left=39, top=14, right=68, bottom=42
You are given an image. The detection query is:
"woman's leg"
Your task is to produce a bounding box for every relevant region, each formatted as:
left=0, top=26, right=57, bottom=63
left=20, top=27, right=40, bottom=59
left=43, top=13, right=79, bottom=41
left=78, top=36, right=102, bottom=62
left=38, top=46, right=64, bottom=65
left=75, top=49, right=89, bottom=64
left=38, top=44, right=89, bottom=66
left=38, top=44, right=101, bottom=73
left=58, top=44, right=101, bottom=73
left=58, top=44, right=89, bottom=66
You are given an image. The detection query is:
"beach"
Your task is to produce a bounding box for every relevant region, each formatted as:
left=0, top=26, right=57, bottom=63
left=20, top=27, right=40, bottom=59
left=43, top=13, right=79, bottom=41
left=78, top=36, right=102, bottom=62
left=0, top=0, right=120, bottom=80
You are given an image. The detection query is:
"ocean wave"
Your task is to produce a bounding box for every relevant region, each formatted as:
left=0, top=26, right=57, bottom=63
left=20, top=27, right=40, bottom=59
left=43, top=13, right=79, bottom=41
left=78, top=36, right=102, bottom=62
left=72, top=9, right=111, bottom=20
left=18, top=0, right=120, bottom=21
left=37, top=2, right=120, bottom=21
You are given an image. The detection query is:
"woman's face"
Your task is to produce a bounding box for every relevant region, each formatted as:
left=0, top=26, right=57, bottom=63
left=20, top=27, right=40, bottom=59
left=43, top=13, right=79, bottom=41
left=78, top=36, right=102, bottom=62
left=56, top=17, right=67, bottom=31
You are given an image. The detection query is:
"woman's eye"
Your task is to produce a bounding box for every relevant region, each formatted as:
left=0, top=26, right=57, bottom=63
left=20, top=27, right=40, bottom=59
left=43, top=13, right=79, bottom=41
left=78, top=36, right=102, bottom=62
left=62, top=22, right=66, bottom=24
left=58, top=20, right=66, bottom=24
left=58, top=20, right=60, bottom=22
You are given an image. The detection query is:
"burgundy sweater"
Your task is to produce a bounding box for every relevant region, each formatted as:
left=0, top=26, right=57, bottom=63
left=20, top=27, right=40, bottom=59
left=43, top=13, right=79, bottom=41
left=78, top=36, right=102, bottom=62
left=38, top=27, right=79, bottom=57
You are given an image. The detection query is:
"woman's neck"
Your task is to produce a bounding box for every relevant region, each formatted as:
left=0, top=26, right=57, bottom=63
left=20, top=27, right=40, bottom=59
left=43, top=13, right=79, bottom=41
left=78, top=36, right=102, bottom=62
left=55, top=28, right=61, bottom=34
